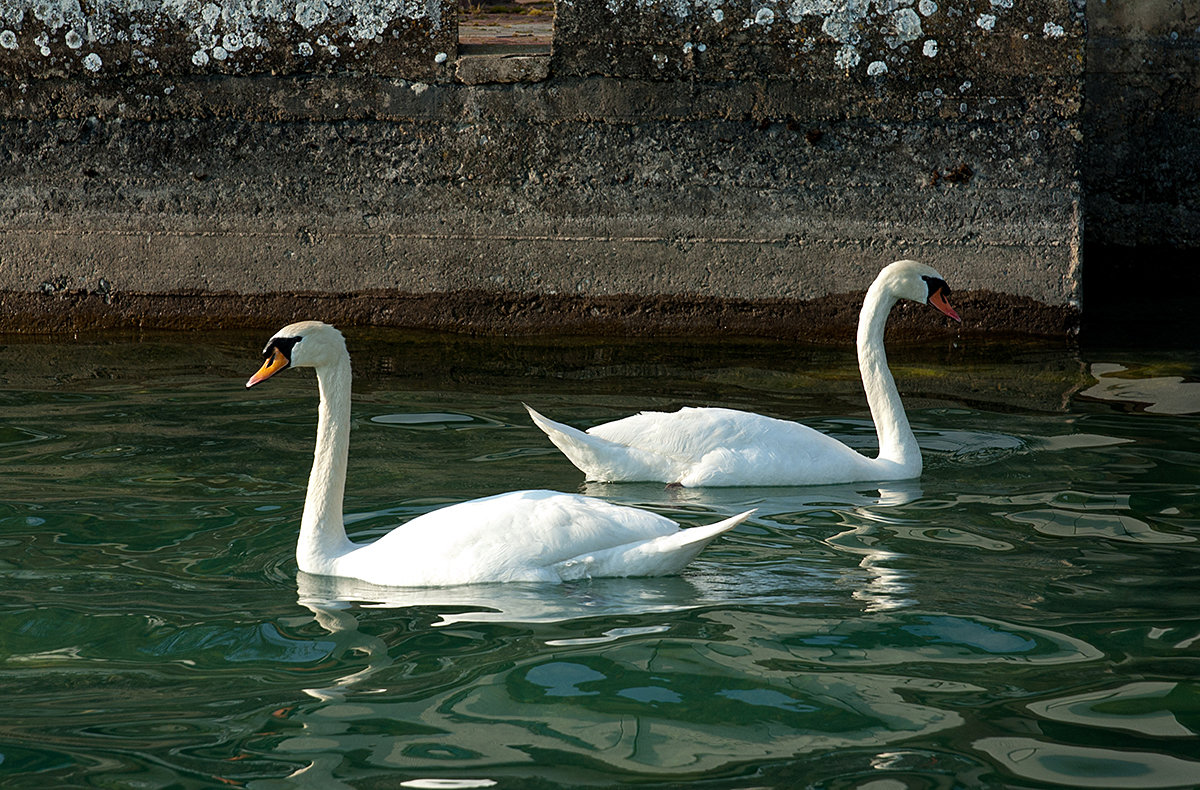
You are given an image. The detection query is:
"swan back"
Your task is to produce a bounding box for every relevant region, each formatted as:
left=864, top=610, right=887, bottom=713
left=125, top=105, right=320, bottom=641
left=245, top=321, right=746, bottom=585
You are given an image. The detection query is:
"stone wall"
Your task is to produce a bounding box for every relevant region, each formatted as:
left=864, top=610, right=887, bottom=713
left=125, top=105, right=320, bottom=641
left=0, top=1, right=1093, bottom=337
left=0, top=0, right=456, bottom=78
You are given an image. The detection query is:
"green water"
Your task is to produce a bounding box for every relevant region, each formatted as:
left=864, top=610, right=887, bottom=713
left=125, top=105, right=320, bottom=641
left=1, top=331, right=1198, bottom=789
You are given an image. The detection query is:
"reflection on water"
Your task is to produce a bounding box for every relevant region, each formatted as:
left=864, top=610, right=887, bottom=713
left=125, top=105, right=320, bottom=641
left=1028, top=682, right=1196, bottom=738
left=973, top=737, right=1200, bottom=789
left=1082, top=363, right=1200, bottom=415
left=296, top=571, right=720, bottom=627
left=290, top=589, right=974, bottom=779
left=0, top=333, right=1198, bottom=787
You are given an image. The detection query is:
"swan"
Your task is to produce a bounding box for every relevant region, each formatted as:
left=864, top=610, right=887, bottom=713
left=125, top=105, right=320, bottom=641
left=244, top=320, right=751, bottom=586
left=526, top=259, right=961, bottom=487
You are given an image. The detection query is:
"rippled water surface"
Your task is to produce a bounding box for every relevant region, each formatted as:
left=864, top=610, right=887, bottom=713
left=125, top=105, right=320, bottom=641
left=1, top=330, right=1198, bottom=789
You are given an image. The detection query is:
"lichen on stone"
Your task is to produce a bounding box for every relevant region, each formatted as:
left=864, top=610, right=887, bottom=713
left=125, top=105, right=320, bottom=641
left=0, top=0, right=445, bottom=72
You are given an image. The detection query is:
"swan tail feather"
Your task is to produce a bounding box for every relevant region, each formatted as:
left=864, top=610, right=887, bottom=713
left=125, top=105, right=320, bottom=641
left=553, top=509, right=754, bottom=580
left=525, top=404, right=667, bottom=482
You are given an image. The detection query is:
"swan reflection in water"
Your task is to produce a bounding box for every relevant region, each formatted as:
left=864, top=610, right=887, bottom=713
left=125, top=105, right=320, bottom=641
left=278, top=481, right=933, bottom=787
left=293, top=479, right=927, bottom=701
left=294, top=570, right=740, bottom=699
left=578, top=478, right=922, bottom=519
left=281, top=578, right=599, bottom=785
left=296, top=569, right=714, bottom=629
left=581, top=479, right=924, bottom=614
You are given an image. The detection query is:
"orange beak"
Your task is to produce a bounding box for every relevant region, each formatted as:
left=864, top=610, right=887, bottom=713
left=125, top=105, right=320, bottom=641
left=929, top=288, right=961, bottom=323
left=246, top=348, right=290, bottom=388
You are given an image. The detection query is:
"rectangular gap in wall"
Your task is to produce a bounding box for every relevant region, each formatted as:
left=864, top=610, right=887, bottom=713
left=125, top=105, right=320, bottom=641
left=458, top=0, right=552, bottom=54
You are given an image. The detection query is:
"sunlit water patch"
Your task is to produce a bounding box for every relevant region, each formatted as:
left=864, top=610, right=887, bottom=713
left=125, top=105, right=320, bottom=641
left=0, top=334, right=1197, bottom=788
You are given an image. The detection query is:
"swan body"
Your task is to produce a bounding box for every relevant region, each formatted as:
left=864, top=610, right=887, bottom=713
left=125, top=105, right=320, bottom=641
left=245, top=321, right=750, bottom=586
left=528, top=260, right=961, bottom=488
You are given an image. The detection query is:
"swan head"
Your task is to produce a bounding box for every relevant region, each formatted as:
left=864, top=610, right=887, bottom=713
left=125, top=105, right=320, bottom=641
left=246, top=321, right=348, bottom=388
left=880, top=260, right=961, bottom=323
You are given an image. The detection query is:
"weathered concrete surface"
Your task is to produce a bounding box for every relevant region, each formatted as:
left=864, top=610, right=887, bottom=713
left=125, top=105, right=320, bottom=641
left=0, top=0, right=1088, bottom=337
left=455, top=52, right=549, bottom=83
left=0, top=288, right=1075, bottom=339
left=0, top=0, right=457, bottom=79
left=555, top=0, right=1080, bottom=85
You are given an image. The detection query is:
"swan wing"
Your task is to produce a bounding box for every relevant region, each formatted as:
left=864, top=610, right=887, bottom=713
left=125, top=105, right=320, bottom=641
left=336, top=490, right=745, bottom=586
left=588, top=407, right=875, bottom=486
left=527, top=405, right=678, bottom=482
left=553, top=509, right=752, bottom=579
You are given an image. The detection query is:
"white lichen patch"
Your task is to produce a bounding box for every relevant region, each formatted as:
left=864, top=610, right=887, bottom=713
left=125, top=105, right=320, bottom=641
left=886, top=7, right=922, bottom=48
left=0, top=28, right=16, bottom=49
left=82, top=51, right=101, bottom=70
left=976, top=13, right=996, bottom=31
left=0, top=0, right=443, bottom=69
left=761, top=0, right=1018, bottom=72
left=1043, top=22, right=1065, bottom=39
left=833, top=42, right=859, bottom=69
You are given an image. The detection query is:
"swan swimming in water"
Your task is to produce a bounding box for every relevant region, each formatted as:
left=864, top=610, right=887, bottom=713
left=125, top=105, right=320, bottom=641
left=245, top=320, right=751, bottom=586
left=526, top=259, right=961, bottom=487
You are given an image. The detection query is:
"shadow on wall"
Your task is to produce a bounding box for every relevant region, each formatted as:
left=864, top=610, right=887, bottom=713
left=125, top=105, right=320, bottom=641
left=1079, top=2, right=1200, bottom=347
left=1081, top=246, right=1200, bottom=348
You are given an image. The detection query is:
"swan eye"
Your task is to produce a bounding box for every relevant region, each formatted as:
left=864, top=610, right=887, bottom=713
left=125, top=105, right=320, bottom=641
left=921, top=276, right=961, bottom=322
left=265, top=336, right=301, bottom=359
left=921, top=275, right=951, bottom=299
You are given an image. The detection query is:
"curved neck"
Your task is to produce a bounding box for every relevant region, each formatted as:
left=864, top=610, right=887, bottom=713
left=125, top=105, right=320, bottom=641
left=856, top=281, right=921, bottom=471
left=298, top=357, right=356, bottom=572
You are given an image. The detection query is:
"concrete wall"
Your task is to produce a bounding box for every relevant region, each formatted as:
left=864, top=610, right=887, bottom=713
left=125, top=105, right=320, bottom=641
left=0, top=1, right=1092, bottom=337
left=0, top=0, right=457, bottom=78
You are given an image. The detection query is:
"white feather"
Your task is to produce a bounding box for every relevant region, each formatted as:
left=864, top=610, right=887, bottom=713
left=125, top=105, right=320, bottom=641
left=246, top=321, right=751, bottom=587
left=527, top=260, right=961, bottom=487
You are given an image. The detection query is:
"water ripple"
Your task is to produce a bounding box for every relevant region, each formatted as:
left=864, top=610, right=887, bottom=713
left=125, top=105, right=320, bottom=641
left=1, top=336, right=1198, bottom=787
left=973, top=737, right=1200, bottom=788
left=715, top=610, right=1104, bottom=667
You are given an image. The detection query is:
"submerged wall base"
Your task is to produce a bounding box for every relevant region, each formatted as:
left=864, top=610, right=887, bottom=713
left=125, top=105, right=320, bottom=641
left=0, top=288, right=1076, bottom=341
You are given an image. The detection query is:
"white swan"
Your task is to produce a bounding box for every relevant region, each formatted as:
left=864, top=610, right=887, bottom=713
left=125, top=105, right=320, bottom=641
left=245, top=320, right=751, bottom=586
left=526, top=259, right=961, bottom=487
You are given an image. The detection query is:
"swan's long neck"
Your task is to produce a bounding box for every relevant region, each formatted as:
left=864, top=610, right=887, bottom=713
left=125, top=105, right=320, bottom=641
left=857, top=280, right=921, bottom=473
left=298, top=356, right=356, bottom=572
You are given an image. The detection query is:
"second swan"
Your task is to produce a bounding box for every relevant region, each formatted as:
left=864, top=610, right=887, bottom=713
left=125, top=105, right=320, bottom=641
left=527, top=259, right=961, bottom=487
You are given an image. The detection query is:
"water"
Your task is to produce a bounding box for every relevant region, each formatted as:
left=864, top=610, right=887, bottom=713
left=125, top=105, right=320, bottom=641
left=1, top=330, right=1198, bottom=789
